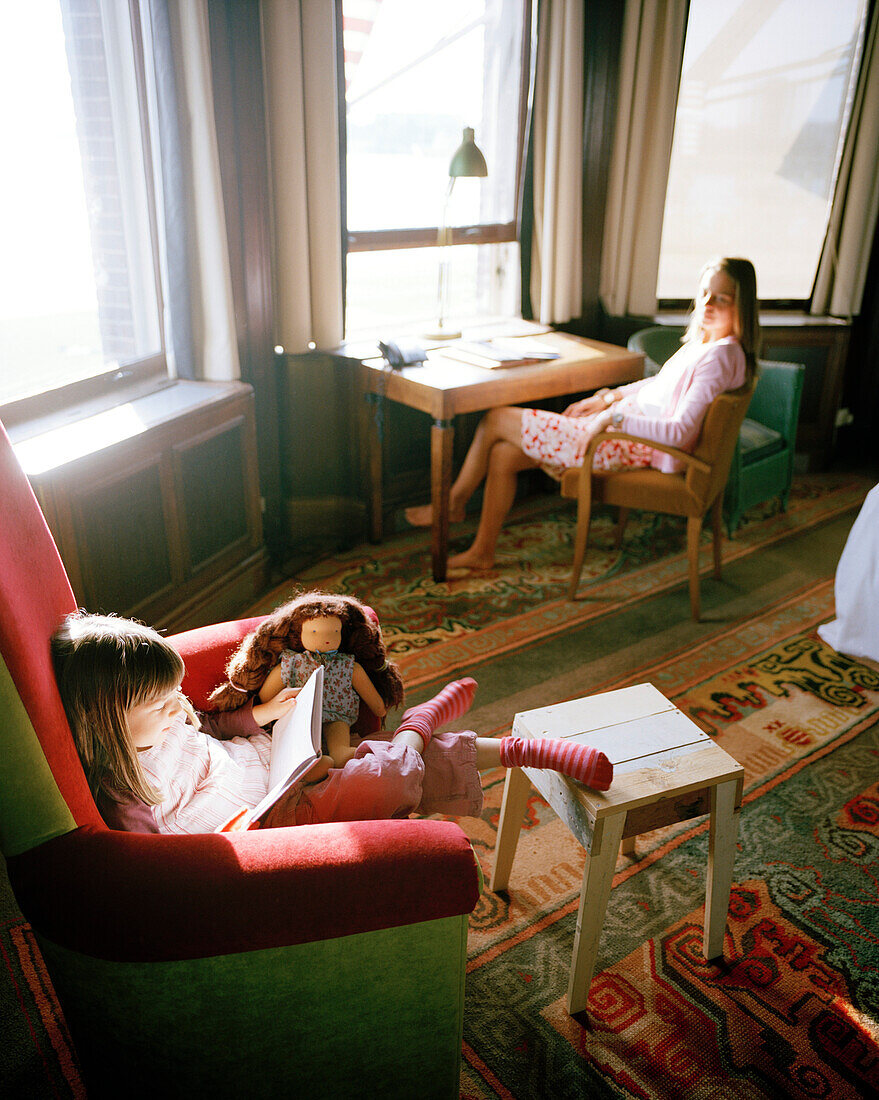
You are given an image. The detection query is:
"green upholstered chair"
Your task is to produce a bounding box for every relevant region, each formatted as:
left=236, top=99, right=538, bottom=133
left=722, top=358, right=804, bottom=535
left=0, top=419, right=481, bottom=1099
left=627, top=325, right=686, bottom=378
left=626, top=327, right=805, bottom=535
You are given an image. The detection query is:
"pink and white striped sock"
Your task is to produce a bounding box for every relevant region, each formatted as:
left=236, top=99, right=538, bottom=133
left=499, top=736, right=613, bottom=791
left=396, top=677, right=478, bottom=747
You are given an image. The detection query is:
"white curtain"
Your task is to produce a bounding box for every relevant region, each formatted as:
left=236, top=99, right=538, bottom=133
left=529, top=0, right=583, bottom=324
left=812, top=6, right=879, bottom=319
left=261, top=0, right=344, bottom=353
left=599, top=0, right=688, bottom=318
left=162, top=0, right=240, bottom=381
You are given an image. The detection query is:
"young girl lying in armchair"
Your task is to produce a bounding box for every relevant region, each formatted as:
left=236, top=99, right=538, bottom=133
left=52, top=603, right=612, bottom=834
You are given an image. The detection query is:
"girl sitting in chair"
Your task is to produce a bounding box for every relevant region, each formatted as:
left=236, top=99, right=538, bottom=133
left=406, top=256, right=760, bottom=574
left=52, top=607, right=612, bottom=834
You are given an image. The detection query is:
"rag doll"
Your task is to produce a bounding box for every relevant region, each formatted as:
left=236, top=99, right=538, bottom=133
left=209, top=592, right=404, bottom=767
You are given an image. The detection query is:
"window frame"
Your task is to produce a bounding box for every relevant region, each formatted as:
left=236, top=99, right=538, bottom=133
left=341, top=1, right=533, bottom=256
left=657, top=297, right=811, bottom=314
left=0, top=0, right=169, bottom=432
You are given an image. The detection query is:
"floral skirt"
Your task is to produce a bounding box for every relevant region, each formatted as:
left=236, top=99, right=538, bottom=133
left=520, top=407, right=653, bottom=480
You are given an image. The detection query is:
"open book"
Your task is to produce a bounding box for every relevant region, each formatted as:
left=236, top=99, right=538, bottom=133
left=217, top=666, right=324, bottom=831
left=441, top=338, right=561, bottom=370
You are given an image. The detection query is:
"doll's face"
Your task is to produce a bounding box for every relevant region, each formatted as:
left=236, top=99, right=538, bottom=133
left=301, top=616, right=343, bottom=653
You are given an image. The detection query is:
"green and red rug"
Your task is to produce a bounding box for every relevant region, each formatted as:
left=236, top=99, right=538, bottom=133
left=457, top=579, right=879, bottom=1098
left=253, top=471, right=871, bottom=688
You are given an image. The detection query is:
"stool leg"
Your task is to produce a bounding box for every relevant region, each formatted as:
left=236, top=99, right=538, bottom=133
left=567, top=811, right=626, bottom=1014
left=490, top=766, right=532, bottom=892
left=703, top=779, right=739, bottom=959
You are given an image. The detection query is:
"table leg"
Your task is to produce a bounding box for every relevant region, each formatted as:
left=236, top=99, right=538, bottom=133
left=430, top=418, right=454, bottom=581
left=489, top=766, right=531, bottom=893
left=362, top=394, right=385, bottom=543
left=703, top=779, right=739, bottom=959
left=567, top=810, right=626, bottom=1014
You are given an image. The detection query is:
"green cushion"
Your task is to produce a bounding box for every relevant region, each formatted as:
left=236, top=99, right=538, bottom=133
left=0, top=655, right=76, bottom=857
left=738, top=417, right=785, bottom=462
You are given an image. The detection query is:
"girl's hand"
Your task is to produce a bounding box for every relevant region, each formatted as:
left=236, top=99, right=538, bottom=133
left=583, top=409, right=614, bottom=446
left=252, top=687, right=300, bottom=727
left=564, top=394, right=606, bottom=418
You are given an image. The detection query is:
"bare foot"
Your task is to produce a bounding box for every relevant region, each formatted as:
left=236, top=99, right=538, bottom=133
left=405, top=503, right=466, bottom=527
left=447, top=549, right=495, bottom=572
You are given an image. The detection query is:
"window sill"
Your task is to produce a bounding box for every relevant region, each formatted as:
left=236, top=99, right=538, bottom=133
left=653, top=309, right=850, bottom=328
left=10, top=378, right=252, bottom=477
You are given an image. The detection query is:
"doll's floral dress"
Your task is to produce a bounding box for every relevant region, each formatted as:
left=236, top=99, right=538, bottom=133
left=279, top=650, right=360, bottom=725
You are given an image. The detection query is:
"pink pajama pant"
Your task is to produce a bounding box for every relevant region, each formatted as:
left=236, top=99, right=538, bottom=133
left=267, top=731, right=484, bottom=826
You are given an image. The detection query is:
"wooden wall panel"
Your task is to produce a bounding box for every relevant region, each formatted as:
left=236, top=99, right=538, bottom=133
left=75, top=460, right=173, bottom=612
left=176, top=420, right=249, bottom=570
left=18, top=381, right=268, bottom=632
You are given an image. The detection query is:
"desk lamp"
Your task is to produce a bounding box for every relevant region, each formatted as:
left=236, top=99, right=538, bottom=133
left=425, top=127, right=487, bottom=341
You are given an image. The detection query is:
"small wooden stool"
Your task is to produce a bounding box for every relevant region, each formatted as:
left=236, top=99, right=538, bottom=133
left=490, top=683, right=744, bottom=1014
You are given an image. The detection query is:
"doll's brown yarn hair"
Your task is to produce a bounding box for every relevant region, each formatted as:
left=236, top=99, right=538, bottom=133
left=208, top=591, right=404, bottom=713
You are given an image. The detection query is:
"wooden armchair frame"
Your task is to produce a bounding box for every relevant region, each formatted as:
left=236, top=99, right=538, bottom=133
left=561, top=384, right=755, bottom=620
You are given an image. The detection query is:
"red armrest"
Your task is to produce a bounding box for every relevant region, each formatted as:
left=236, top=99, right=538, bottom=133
left=7, top=818, right=480, bottom=963
left=171, top=617, right=265, bottom=711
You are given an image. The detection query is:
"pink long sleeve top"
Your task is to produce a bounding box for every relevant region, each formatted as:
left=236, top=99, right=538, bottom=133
left=99, top=703, right=270, bottom=834
left=615, top=336, right=747, bottom=472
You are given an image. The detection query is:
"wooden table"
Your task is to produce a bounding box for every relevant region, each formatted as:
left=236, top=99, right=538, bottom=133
left=359, top=331, right=643, bottom=580
left=490, top=683, right=744, bottom=1015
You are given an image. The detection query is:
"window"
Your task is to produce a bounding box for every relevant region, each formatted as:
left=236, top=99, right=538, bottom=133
left=0, top=0, right=164, bottom=418
left=341, top=0, right=531, bottom=337
left=657, top=0, right=870, bottom=304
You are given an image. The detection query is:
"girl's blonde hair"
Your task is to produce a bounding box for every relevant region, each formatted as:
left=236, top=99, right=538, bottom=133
left=51, top=611, right=191, bottom=806
left=685, top=256, right=761, bottom=382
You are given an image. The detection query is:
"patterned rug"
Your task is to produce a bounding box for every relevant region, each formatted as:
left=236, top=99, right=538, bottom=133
left=252, top=472, right=872, bottom=688
left=458, top=581, right=879, bottom=1099
left=0, top=914, right=83, bottom=1098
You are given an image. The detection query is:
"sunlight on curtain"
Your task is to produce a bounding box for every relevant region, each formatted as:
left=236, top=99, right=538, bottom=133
left=812, top=4, right=879, bottom=317
left=166, top=0, right=239, bottom=380
left=600, top=0, right=689, bottom=317
left=529, top=0, right=583, bottom=324
left=262, top=0, right=344, bottom=352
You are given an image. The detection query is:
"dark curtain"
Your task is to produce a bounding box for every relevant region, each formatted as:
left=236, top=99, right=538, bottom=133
left=841, top=215, right=879, bottom=466
left=207, top=0, right=283, bottom=556
left=520, top=0, right=626, bottom=336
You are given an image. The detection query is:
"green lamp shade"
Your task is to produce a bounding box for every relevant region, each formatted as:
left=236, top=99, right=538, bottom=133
left=449, top=127, right=487, bottom=178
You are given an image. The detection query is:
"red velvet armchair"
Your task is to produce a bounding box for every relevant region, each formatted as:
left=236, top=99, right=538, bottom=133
left=0, top=420, right=480, bottom=1098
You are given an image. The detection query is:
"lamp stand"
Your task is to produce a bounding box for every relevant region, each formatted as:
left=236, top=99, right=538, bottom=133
left=423, top=179, right=461, bottom=341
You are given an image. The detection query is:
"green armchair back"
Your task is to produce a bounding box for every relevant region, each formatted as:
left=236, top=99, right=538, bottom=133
left=626, top=327, right=804, bottom=535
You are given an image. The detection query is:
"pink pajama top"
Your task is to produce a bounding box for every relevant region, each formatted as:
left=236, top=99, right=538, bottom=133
left=520, top=336, right=747, bottom=478
left=613, top=336, right=747, bottom=472
left=98, top=704, right=484, bottom=833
